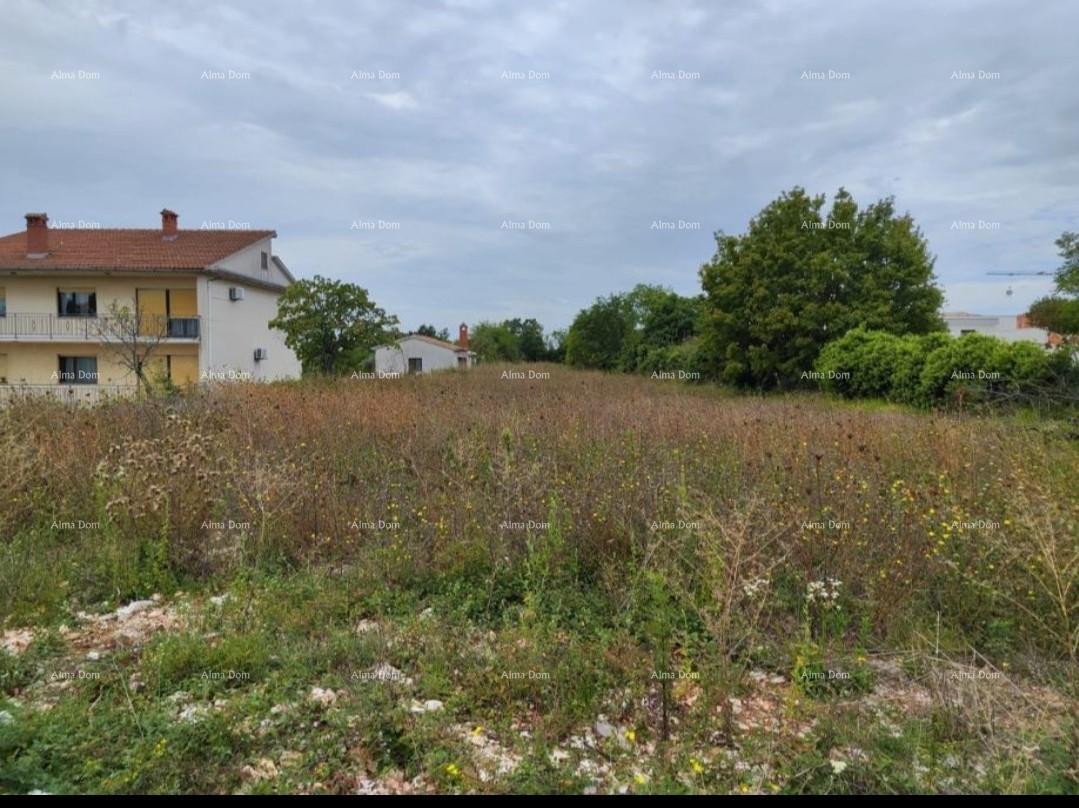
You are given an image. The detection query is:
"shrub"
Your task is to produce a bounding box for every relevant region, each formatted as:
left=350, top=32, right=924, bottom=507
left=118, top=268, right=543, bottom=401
left=816, top=328, right=1070, bottom=409
left=890, top=333, right=951, bottom=405
left=633, top=338, right=705, bottom=381
left=816, top=329, right=902, bottom=398
left=919, top=333, right=1028, bottom=405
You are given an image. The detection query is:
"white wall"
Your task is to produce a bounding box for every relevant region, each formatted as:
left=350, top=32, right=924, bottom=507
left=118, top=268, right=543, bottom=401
left=375, top=337, right=468, bottom=375
left=198, top=276, right=301, bottom=381
left=211, top=237, right=292, bottom=286
left=943, top=314, right=1050, bottom=346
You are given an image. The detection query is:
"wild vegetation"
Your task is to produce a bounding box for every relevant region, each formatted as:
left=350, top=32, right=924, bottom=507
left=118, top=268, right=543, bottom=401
left=1029, top=231, right=1079, bottom=343
left=816, top=328, right=1078, bottom=412
left=1, top=367, right=1075, bottom=794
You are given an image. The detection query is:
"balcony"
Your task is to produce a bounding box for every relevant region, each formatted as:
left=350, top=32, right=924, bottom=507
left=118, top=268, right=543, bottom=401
left=0, top=313, right=200, bottom=342
left=0, top=383, right=135, bottom=406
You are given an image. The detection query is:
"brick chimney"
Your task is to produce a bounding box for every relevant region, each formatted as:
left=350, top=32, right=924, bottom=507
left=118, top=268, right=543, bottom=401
left=457, top=322, right=470, bottom=348
left=25, top=213, right=49, bottom=257
left=161, top=208, right=179, bottom=238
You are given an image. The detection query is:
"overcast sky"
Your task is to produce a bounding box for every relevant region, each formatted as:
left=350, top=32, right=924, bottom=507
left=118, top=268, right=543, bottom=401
left=2, top=0, right=1076, bottom=330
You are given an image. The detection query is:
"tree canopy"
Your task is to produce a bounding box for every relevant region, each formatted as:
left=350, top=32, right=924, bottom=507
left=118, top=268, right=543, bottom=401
left=564, top=284, right=702, bottom=372
left=698, top=187, right=944, bottom=388
left=469, top=318, right=558, bottom=362
left=269, top=275, right=399, bottom=375
left=1028, top=232, right=1079, bottom=343
left=564, top=293, right=638, bottom=370
left=415, top=324, right=451, bottom=341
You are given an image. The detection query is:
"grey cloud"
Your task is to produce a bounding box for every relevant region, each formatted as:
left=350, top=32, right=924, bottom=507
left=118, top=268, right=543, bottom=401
left=1, top=0, right=1075, bottom=329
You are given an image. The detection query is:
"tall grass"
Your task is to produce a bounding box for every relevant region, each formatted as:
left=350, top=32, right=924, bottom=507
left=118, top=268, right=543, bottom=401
left=1, top=364, right=1076, bottom=665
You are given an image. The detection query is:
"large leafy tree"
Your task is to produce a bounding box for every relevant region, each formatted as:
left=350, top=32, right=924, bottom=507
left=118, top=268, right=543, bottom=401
left=564, top=293, right=637, bottom=369
left=639, top=290, right=701, bottom=347
left=504, top=318, right=547, bottom=361
left=470, top=318, right=555, bottom=362
left=699, top=187, right=943, bottom=388
left=1028, top=232, right=1079, bottom=343
left=270, top=275, right=399, bottom=375
left=565, top=284, right=702, bottom=371
left=470, top=321, right=522, bottom=361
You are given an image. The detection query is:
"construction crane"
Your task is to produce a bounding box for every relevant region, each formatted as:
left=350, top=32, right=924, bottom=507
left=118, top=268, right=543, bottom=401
left=985, top=270, right=1053, bottom=296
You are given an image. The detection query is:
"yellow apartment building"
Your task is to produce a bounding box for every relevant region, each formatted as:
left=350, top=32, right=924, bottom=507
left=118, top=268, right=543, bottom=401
left=0, top=209, right=302, bottom=402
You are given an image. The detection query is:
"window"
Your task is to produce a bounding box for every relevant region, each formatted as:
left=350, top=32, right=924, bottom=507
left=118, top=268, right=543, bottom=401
left=261, top=251, right=269, bottom=270
left=457, top=356, right=467, bottom=367
left=408, top=357, right=423, bottom=374
left=0, top=287, right=5, bottom=317
left=57, top=290, right=96, bottom=317
left=58, top=356, right=98, bottom=385
left=168, top=355, right=199, bottom=386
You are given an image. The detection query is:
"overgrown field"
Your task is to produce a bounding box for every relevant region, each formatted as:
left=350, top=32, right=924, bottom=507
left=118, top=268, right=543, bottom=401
left=1, top=366, right=1076, bottom=794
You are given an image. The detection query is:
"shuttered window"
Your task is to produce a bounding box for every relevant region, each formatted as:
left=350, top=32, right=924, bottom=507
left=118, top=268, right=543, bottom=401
left=137, top=289, right=168, bottom=336
left=169, top=355, right=199, bottom=386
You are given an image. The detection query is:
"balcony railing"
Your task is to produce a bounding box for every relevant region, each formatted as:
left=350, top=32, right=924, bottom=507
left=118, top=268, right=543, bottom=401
left=0, top=383, right=136, bottom=406
left=0, top=314, right=200, bottom=341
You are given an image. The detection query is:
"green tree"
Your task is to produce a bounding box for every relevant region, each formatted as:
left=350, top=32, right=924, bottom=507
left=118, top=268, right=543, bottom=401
left=640, top=291, right=701, bottom=347
left=546, top=329, right=567, bottom=363
left=415, top=323, right=451, bottom=341
left=564, top=293, right=637, bottom=369
left=565, top=285, right=702, bottom=372
left=504, top=318, right=547, bottom=361
left=470, top=321, right=521, bottom=362
left=1028, top=232, right=1079, bottom=343
left=699, top=187, right=944, bottom=388
left=269, top=275, right=399, bottom=375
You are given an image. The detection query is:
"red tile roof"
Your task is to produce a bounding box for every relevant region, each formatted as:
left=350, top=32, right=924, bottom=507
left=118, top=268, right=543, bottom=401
left=403, top=334, right=471, bottom=351
left=0, top=228, right=275, bottom=271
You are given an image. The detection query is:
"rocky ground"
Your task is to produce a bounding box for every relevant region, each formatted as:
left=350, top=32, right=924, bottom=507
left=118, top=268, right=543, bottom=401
left=2, top=591, right=1074, bottom=794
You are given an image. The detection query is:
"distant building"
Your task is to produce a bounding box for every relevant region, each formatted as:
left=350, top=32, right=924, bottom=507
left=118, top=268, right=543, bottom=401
left=374, top=323, right=476, bottom=375
left=942, top=312, right=1061, bottom=348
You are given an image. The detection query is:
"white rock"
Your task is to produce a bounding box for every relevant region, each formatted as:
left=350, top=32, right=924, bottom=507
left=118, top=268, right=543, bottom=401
left=365, top=663, right=413, bottom=686
left=308, top=687, right=338, bottom=707
left=209, top=595, right=229, bottom=607
left=0, top=628, right=35, bottom=656
left=409, top=698, right=444, bottom=714
left=115, top=599, right=156, bottom=619
left=240, top=758, right=279, bottom=782
left=594, top=718, right=629, bottom=749
left=178, top=704, right=206, bottom=723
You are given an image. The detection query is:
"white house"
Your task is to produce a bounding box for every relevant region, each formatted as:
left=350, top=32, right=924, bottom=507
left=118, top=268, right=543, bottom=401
left=374, top=324, right=476, bottom=375
left=942, top=312, right=1060, bottom=348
